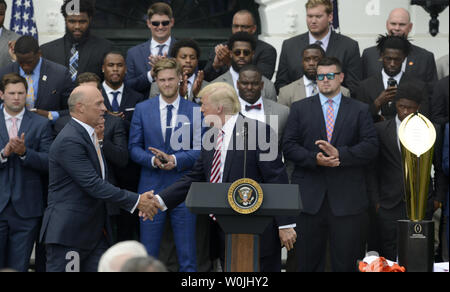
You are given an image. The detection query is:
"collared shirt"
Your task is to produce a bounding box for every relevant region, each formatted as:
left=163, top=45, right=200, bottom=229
left=319, top=92, right=342, bottom=124
left=240, top=96, right=265, bottom=124
left=309, top=27, right=332, bottom=51
left=102, top=81, right=125, bottom=108
left=72, top=117, right=140, bottom=213
left=381, top=69, right=403, bottom=90
left=1, top=108, right=26, bottom=163
left=229, top=67, right=240, bottom=94
left=150, top=95, right=180, bottom=168
left=19, top=57, right=42, bottom=103
left=186, top=73, right=196, bottom=99
left=395, top=115, right=402, bottom=150
left=303, top=76, right=317, bottom=97
left=147, top=37, right=172, bottom=83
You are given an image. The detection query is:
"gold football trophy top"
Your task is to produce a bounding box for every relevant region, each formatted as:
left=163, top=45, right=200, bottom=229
left=398, top=113, right=436, bottom=221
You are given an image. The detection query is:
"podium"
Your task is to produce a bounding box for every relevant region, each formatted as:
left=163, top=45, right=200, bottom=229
left=186, top=182, right=301, bottom=272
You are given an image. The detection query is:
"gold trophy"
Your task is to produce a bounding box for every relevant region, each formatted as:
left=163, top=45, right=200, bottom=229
left=397, top=113, right=436, bottom=272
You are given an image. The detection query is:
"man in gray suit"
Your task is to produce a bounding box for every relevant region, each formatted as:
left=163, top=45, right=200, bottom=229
left=149, top=39, right=208, bottom=104
left=213, top=32, right=277, bottom=102
left=279, top=44, right=350, bottom=108
left=0, top=0, right=20, bottom=69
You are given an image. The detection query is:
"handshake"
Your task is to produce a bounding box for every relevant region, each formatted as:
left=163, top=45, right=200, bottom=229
left=137, top=191, right=164, bottom=221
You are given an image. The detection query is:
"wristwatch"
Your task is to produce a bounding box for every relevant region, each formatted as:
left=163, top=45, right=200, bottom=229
left=0, top=149, right=7, bottom=160
left=48, top=111, right=54, bottom=121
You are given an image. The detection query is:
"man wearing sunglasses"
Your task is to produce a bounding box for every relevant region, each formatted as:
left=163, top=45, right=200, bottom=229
left=212, top=32, right=277, bottom=102
left=203, top=10, right=277, bottom=82
left=283, top=57, right=378, bottom=272
left=125, top=2, right=176, bottom=97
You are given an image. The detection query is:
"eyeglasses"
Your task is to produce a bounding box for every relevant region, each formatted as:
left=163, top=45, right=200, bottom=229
left=233, top=49, right=252, bottom=57
left=151, top=20, right=171, bottom=27
left=316, top=72, right=341, bottom=81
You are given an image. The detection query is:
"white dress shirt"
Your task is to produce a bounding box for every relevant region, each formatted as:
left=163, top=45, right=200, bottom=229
left=381, top=69, right=403, bottom=90
left=229, top=67, right=240, bottom=94
left=1, top=108, right=25, bottom=163
left=240, top=96, right=265, bottom=124
left=102, top=82, right=124, bottom=108
left=147, top=37, right=172, bottom=83
left=303, top=76, right=318, bottom=97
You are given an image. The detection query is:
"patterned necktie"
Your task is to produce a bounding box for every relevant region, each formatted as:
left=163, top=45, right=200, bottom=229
left=8, top=117, right=18, bottom=139
left=25, top=75, right=35, bottom=109
left=311, top=81, right=318, bottom=96
left=165, top=105, right=174, bottom=149
left=326, top=99, right=335, bottom=143
left=210, top=130, right=224, bottom=183
left=93, top=133, right=105, bottom=180
left=111, top=91, right=120, bottom=112
left=69, top=44, right=79, bottom=82
left=245, top=103, right=262, bottom=111
left=157, top=44, right=165, bottom=56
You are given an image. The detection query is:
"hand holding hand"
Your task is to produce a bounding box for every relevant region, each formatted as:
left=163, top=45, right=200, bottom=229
left=10, top=133, right=26, bottom=156
left=316, top=152, right=340, bottom=167
left=138, top=191, right=162, bottom=221
left=315, top=140, right=339, bottom=159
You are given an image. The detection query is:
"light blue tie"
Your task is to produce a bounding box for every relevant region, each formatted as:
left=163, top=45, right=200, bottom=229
left=69, top=44, right=79, bottom=82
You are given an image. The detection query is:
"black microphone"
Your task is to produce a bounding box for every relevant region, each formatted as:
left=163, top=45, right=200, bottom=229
left=243, top=122, right=248, bottom=179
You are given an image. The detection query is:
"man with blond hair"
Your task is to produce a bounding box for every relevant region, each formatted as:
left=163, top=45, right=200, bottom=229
left=275, top=0, right=361, bottom=94
left=361, top=8, right=437, bottom=96
left=146, top=82, right=297, bottom=272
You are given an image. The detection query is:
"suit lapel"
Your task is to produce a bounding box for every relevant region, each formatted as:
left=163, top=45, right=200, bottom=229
left=385, top=119, right=402, bottom=166
left=151, top=97, right=164, bottom=146
left=36, top=60, right=49, bottom=108
left=331, top=96, right=350, bottom=144
left=140, top=41, right=152, bottom=71
left=311, top=95, right=328, bottom=141
left=102, top=88, right=113, bottom=112
left=222, top=115, right=246, bottom=182
left=0, top=110, right=9, bottom=145
left=18, top=110, right=32, bottom=137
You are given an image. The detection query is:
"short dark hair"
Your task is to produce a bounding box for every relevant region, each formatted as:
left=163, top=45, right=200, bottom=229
left=376, top=34, right=412, bottom=56
left=303, top=44, right=326, bottom=57
left=61, top=0, right=95, bottom=18
left=170, top=39, right=201, bottom=59
left=147, top=2, right=173, bottom=19
left=317, top=56, right=342, bottom=72
left=394, top=81, right=423, bottom=105
left=228, top=32, right=257, bottom=51
left=239, top=64, right=262, bottom=78
left=14, top=36, right=40, bottom=55
left=76, top=72, right=101, bottom=89
left=1, top=73, right=28, bottom=93
left=103, top=51, right=125, bottom=64
left=0, top=0, right=7, bottom=9
left=234, top=10, right=256, bottom=25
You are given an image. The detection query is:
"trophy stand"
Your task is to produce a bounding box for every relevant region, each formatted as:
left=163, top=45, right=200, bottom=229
left=397, top=113, right=436, bottom=272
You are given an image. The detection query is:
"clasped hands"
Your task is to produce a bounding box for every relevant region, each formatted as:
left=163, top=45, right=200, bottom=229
left=315, top=140, right=340, bottom=167
left=3, top=133, right=26, bottom=157
left=137, top=190, right=163, bottom=221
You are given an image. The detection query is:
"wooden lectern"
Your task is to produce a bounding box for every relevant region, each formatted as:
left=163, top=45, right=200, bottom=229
left=186, top=182, right=301, bottom=272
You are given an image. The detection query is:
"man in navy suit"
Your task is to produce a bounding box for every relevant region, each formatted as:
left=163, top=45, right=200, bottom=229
left=143, top=82, right=297, bottom=272
left=125, top=2, right=177, bottom=97
left=283, top=57, right=379, bottom=272
left=0, top=73, right=52, bottom=272
left=40, top=85, right=159, bottom=272
left=129, top=58, right=202, bottom=271
left=0, top=36, right=74, bottom=122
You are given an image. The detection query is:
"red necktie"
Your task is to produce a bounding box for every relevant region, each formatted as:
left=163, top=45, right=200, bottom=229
left=209, top=130, right=224, bottom=221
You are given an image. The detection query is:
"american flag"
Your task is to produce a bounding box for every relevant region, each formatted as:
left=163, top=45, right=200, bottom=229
left=10, top=0, right=38, bottom=40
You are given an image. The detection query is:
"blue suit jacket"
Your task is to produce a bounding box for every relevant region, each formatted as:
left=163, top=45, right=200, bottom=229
left=283, top=95, right=379, bottom=216
left=129, top=96, right=202, bottom=195
left=0, top=58, right=74, bottom=115
left=0, top=110, right=52, bottom=218
left=125, top=38, right=177, bottom=96
left=40, top=119, right=140, bottom=249
left=158, top=114, right=294, bottom=257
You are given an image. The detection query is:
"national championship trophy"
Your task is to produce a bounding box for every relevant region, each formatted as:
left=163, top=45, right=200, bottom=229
left=397, top=113, right=436, bottom=272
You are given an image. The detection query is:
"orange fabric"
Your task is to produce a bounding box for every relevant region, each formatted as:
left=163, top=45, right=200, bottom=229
left=358, top=257, right=406, bottom=272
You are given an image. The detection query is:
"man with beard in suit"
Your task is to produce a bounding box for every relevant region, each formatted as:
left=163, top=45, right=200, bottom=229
left=40, top=0, right=113, bottom=82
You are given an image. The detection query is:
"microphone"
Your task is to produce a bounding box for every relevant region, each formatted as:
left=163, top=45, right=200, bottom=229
left=243, top=122, right=248, bottom=179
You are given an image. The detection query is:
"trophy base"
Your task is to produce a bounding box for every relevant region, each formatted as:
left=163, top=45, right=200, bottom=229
left=397, top=220, right=434, bottom=272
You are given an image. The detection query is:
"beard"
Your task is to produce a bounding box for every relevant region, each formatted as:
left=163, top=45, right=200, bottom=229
left=66, top=26, right=91, bottom=44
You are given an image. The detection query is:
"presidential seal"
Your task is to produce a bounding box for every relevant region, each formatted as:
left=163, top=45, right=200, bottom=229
left=227, top=178, right=263, bottom=214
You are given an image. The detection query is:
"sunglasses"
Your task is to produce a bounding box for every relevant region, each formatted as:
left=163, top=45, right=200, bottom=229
left=233, top=49, right=252, bottom=57
left=316, top=72, right=341, bottom=81
left=151, top=20, right=171, bottom=27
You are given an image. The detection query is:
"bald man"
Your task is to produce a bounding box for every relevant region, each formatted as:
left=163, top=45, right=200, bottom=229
left=362, top=8, right=438, bottom=96
left=40, top=85, right=158, bottom=272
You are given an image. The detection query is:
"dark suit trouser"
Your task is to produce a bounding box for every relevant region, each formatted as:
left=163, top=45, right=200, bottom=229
left=296, top=197, right=368, bottom=272
left=0, top=201, right=40, bottom=272
left=376, top=202, right=407, bottom=262
left=45, top=236, right=109, bottom=272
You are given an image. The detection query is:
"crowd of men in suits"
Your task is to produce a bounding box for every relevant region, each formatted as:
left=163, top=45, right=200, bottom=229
left=0, top=0, right=448, bottom=272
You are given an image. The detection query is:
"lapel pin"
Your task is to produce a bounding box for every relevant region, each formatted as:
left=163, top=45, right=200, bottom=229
left=43, top=75, right=47, bottom=81
left=409, top=61, right=414, bottom=66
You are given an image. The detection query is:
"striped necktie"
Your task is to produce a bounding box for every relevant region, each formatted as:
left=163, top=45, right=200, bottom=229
left=157, top=44, right=165, bottom=56
left=326, top=99, right=335, bottom=143
left=25, top=75, right=35, bottom=109
left=210, top=130, right=224, bottom=183
left=69, top=44, right=79, bottom=82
